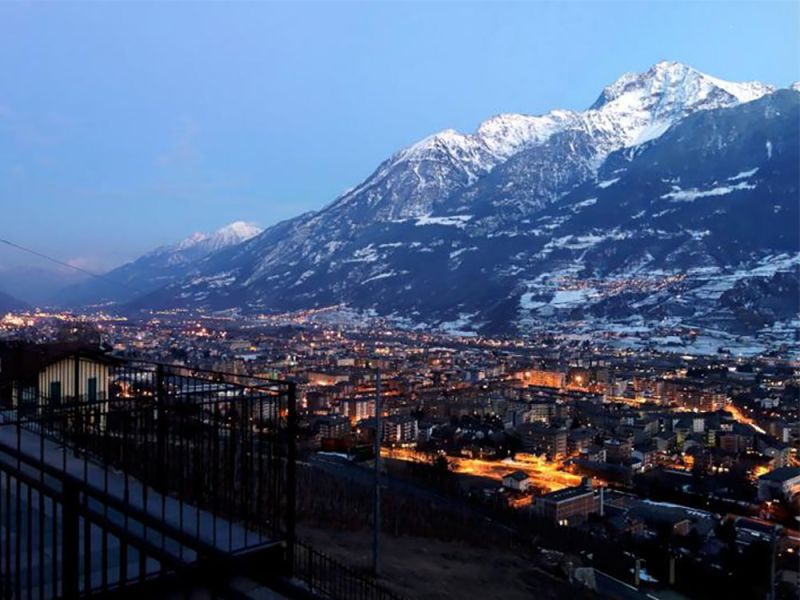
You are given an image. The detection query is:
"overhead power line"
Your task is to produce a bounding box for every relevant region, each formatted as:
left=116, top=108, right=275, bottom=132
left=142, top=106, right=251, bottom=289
left=0, top=237, right=134, bottom=291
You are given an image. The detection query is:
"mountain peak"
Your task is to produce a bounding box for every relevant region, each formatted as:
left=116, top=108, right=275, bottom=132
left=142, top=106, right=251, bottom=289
left=214, top=221, right=262, bottom=241
left=58, top=220, right=263, bottom=306
left=402, top=129, right=472, bottom=159
left=174, top=231, right=209, bottom=251
left=475, top=110, right=578, bottom=159
left=590, top=61, right=773, bottom=112
left=160, top=221, right=262, bottom=256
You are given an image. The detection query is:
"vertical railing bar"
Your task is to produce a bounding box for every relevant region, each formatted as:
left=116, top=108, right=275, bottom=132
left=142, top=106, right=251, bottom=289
left=138, top=535, right=146, bottom=585
left=245, top=392, right=250, bottom=549
left=179, top=381, right=185, bottom=561
left=156, top=364, right=167, bottom=529
left=286, top=381, right=297, bottom=578
left=103, top=399, right=108, bottom=494
left=249, top=392, right=255, bottom=546
left=26, top=484, right=32, bottom=600
left=119, top=532, right=128, bottom=589
left=83, top=497, right=92, bottom=595
left=61, top=482, right=78, bottom=599
left=38, top=486, right=44, bottom=600
left=142, top=403, right=149, bottom=562
left=0, top=471, right=5, bottom=599
left=2, top=471, right=8, bottom=600
left=213, top=404, right=218, bottom=549
left=101, top=529, right=108, bottom=592
left=258, top=410, right=263, bottom=539
left=50, top=495, right=57, bottom=599
left=228, top=404, right=233, bottom=554
left=39, top=415, right=44, bottom=483
left=14, top=474, right=21, bottom=600
left=61, top=406, right=66, bottom=475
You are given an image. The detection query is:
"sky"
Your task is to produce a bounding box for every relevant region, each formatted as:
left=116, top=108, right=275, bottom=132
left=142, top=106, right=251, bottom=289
left=0, top=0, right=798, bottom=277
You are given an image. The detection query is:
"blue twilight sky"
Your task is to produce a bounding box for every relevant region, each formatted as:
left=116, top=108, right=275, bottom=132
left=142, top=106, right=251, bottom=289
left=0, top=0, right=798, bottom=272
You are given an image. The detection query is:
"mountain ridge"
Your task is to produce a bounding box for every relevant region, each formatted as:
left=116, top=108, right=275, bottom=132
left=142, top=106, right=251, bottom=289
left=0, top=290, right=29, bottom=314
left=58, top=221, right=262, bottom=307
left=145, top=60, right=781, bottom=311
left=81, top=63, right=800, bottom=354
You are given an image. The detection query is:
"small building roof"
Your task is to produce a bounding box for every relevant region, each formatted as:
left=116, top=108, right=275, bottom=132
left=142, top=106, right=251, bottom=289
left=538, top=484, right=593, bottom=503
left=503, top=470, right=530, bottom=481
left=759, top=466, right=800, bottom=483
left=0, top=341, right=116, bottom=382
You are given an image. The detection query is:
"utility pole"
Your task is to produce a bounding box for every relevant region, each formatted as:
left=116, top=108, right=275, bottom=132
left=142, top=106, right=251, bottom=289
left=373, top=368, right=382, bottom=576
left=796, top=518, right=800, bottom=600
left=770, top=526, right=777, bottom=600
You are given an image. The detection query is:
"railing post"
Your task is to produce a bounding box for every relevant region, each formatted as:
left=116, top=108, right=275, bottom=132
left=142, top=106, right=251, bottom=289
left=373, top=368, right=382, bottom=576
left=62, top=481, right=80, bottom=598
left=285, top=381, right=297, bottom=578
left=156, top=364, right=166, bottom=490
left=73, top=353, right=80, bottom=405
left=73, top=353, right=81, bottom=458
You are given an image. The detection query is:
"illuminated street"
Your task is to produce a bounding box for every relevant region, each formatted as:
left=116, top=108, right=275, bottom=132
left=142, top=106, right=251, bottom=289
left=385, top=448, right=582, bottom=493
left=725, top=402, right=767, bottom=434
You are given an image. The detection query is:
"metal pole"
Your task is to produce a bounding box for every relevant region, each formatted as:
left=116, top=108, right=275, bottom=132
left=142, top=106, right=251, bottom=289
left=74, top=353, right=81, bottom=457
left=796, top=519, right=800, bottom=600
left=74, top=353, right=80, bottom=405
left=770, top=527, right=777, bottom=600
left=373, top=368, right=382, bottom=576
left=62, top=481, right=80, bottom=598
left=668, top=553, right=675, bottom=586
left=286, top=381, right=298, bottom=578
left=156, top=364, right=166, bottom=490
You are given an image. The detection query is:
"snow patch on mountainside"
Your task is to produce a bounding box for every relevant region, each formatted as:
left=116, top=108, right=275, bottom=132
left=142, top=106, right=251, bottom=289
left=729, top=168, right=759, bottom=181
left=597, top=177, right=620, bottom=188
left=661, top=181, right=756, bottom=202
left=415, top=214, right=473, bottom=227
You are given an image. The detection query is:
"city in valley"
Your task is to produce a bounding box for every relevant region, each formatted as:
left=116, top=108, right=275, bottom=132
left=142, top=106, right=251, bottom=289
left=2, top=306, right=797, bottom=599
left=1, top=4, right=797, bottom=599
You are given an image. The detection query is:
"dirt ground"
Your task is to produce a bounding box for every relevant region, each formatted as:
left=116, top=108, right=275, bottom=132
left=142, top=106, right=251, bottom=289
left=297, top=523, right=591, bottom=600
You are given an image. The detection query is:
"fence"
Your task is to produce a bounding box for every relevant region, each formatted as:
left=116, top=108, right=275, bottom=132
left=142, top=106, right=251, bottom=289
left=0, top=351, right=402, bottom=600
left=293, top=540, right=405, bottom=600
left=0, top=354, right=295, bottom=597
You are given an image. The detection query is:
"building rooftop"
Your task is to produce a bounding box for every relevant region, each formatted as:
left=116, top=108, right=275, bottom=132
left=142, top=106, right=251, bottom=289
left=758, top=466, right=800, bottom=483
left=0, top=340, right=116, bottom=382
left=538, top=484, right=593, bottom=503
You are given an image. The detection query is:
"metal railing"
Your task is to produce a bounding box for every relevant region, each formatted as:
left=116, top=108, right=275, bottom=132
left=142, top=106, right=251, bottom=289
left=0, top=354, right=297, bottom=597
left=293, top=540, right=405, bottom=600
left=0, top=351, right=402, bottom=600
left=8, top=357, right=295, bottom=542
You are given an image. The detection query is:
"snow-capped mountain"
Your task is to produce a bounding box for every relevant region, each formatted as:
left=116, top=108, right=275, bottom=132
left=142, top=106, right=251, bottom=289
left=510, top=90, right=798, bottom=333
left=320, top=61, right=774, bottom=228
left=446, top=62, right=775, bottom=222
left=59, top=221, right=262, bottom=306
left=154, top=221, right=263, bottom=265
left=126, top=63, right=798, bottom=352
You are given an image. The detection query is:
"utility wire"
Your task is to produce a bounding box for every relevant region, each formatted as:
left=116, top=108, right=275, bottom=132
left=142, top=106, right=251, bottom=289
left=0, top=237, right=136, bottom=291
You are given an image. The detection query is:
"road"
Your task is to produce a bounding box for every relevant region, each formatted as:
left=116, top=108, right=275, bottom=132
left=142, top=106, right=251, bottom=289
left=384, top=448, right=582, bottom=493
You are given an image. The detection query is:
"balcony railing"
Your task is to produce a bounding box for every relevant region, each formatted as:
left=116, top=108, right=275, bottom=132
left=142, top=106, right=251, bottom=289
left=0, top=353, right=403, bottom=600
